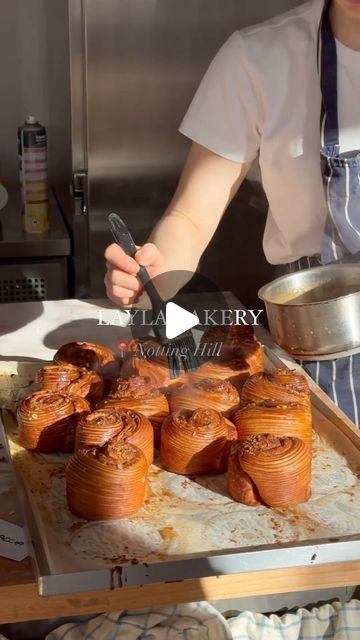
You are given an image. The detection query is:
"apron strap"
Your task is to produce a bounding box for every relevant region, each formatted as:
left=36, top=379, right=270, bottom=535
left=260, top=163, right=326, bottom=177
left=318, top=0, right=340, bottom=150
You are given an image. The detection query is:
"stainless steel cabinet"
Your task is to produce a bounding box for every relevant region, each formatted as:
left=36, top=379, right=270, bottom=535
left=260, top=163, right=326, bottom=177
left=69, top=0, right=302, bottom=297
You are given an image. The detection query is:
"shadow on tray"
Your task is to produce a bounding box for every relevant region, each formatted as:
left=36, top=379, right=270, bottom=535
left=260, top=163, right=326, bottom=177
left=43, top=319, right=131, bottom=353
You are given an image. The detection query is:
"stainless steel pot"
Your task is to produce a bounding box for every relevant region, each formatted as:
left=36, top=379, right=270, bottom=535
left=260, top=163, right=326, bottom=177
left=258, top=264, right=360, bottom=357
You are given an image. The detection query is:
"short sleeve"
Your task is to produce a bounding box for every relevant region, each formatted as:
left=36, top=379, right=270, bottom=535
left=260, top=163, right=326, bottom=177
left=179, top=32, right=262, bottom=163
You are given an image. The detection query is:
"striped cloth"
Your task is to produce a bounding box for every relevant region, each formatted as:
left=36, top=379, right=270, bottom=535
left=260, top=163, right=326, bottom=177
left=41, top=599, right=360, bottom=640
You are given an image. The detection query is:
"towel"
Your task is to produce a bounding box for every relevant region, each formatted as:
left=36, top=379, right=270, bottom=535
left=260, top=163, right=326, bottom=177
left=228, top=600, right=360, bottom=639
left=45, top=603, right=232, bottom=639
left=42, top=599, right=360, bottom=640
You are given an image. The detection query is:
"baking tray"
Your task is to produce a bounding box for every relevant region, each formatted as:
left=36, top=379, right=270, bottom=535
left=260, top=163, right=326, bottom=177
left=1, top=350, right=360, bottom=597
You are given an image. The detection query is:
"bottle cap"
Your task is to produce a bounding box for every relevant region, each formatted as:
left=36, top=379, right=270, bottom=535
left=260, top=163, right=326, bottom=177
left=25, top=115, right=38, bottom=125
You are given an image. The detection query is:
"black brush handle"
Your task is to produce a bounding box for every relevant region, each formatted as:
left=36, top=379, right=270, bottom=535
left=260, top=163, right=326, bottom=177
left=108, top=212, right=164, bottom=309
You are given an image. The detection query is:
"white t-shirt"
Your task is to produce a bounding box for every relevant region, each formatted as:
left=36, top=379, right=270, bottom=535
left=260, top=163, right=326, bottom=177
left=179, top=0, right=360, bottom=265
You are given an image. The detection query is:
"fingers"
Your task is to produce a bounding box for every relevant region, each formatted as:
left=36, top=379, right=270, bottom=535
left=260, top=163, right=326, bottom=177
left=135, top=243, right=166, bottom=269
left=104, top=279, right=131, bottom=308
left=104, top=241, right=167, bottom=308
left=105, top=268, right=140, bottom=294
left=104, top=243, right=141, bottom=308
left=104, top=271, right=141, bottom=307
left=104, top=243, right=139, bottom=275
left=105, top=289, right=131, bottom=307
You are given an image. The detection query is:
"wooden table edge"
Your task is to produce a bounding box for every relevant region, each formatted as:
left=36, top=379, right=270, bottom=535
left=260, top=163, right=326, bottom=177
left=1, top=561, right=360, bottom=624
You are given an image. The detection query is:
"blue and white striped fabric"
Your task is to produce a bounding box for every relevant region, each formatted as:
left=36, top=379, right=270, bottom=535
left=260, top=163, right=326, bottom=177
left=318, top=0, right=360, bottom=265
left=41, top=599, right=360, bottom=640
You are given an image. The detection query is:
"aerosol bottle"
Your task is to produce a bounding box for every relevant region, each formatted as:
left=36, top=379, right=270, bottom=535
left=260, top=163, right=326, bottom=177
left=18, top=115, right=49, bottom=233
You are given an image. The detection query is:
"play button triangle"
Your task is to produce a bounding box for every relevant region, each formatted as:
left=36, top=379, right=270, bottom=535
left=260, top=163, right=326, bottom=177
left=165, top=302, right=199, bottom=340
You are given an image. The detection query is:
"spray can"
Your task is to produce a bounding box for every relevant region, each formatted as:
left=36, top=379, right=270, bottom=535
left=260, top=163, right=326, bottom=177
left=18, top=115, right=49, bottom=233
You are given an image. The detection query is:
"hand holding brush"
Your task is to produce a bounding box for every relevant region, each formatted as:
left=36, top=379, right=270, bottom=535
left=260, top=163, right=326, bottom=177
left=108, top=213, right=201, bottom=377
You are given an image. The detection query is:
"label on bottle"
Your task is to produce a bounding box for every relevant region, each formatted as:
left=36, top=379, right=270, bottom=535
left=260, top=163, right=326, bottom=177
left=18, top=124, right=49, bottom=233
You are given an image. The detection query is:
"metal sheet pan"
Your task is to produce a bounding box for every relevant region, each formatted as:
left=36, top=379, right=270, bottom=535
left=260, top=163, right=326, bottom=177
left=1, top=352, right=360, bottom=597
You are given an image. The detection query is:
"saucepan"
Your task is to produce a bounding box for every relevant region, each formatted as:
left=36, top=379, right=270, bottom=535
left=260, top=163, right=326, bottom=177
left=258, top=264, right=360, bottom=357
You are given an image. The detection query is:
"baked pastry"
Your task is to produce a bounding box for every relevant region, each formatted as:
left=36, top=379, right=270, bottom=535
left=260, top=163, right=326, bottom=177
left=75, top=407, right=154, bottom=466
left=99, top=375, right=169, bottom=441
left=239, top=340, right=264, bottom=376
left=37, top=364, right=104, bottom=407
left=201, top=324, right=256, bottom=352
left=53, top=341, right=117, bottom=379
left=98, top=375, right=169, bottom=447
left=188, top=354, right=250, bottom=391
left=169, top=377, right=239, bottom=418
left=241, top=369, right=310, bottom=410
left=161, top=408, right=231, bottom=475
left=234, top=401, right=312, bottom=448
left=108, top=374, right=158, bottom=400
left=201, top=325, right=264, bottom=374
left=224, top=417, right=238, bottom=443
left=227, top=434, right=311, bottom=507
left=66, top=440, right=148, bottom=520
left=17, top=391, right=90, bottom=453
left=121, top=338, right=186, bottom=389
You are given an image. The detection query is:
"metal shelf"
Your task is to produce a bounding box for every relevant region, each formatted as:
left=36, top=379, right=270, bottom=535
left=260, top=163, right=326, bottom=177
left=0, top=188, right=70, bottom=259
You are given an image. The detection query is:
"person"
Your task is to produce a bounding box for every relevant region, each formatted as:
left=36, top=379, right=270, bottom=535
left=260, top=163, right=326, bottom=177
left=104, top=0, right=360, bottom=425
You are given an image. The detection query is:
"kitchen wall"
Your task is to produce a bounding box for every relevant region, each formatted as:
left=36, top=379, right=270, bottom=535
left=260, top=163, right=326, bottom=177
left=0, top=0, right=71, bottom=186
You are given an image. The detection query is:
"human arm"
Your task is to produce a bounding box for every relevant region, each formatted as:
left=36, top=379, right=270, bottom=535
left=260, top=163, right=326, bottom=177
left=104, top=141, right=251, bottom=306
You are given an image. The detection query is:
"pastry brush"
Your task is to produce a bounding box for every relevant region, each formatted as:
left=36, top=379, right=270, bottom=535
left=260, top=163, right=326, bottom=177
left=108, top=213, right=201, bottom=377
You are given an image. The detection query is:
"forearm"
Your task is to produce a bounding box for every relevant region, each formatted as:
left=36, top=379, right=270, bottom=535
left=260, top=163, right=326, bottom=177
left=148, top=143, right=251, bottom=285
left=149, top=206, right=214, bottom=274
left=104, top=143, right=250, bottom=307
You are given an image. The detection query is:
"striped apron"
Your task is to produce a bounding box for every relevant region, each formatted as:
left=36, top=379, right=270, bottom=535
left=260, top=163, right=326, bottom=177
left=280, top=0, right=360, bottom=426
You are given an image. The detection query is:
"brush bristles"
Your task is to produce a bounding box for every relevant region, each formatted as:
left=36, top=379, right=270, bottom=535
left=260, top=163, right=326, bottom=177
left=168, top=333, right=201, bottom=377
left=168, top=351, right=182, bottom=378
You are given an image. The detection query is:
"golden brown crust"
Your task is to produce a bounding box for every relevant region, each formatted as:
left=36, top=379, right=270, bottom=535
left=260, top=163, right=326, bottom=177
left=75, top=407, right=154, bottom=466
left=121, top=338, right=187, bottom=389
left=227, top=449, right=262, bottom=506
left=37, top=364, right=104, bottom=407
left=66, top=441, right=148, bottom=520
left=228, top=434, right=311, bottom=507
left=108, top=375, right=159, bottom=399
left=201, top=325, right=264, bottom=375
left=241, top=369, right=310, bottom=409
left=188, top=355, right=250, bottom=391
left=169, top=377, right=239, bottom=417
left=201, top=325, right=256, bottom=350
left=17, top=391, right=90, bottom=453
left=239, top=340, right=264, bottom=375
left=234, top=401, right=312, bottom=448
left=224, top=417, right=238, bottom=443
left=97, top=376, right=169, bottom=448
left=160, top=408, right=230, bottom=475
left=120, top=357, right=169, bottom=388
left=53, top=341, right=116, bottom=377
